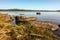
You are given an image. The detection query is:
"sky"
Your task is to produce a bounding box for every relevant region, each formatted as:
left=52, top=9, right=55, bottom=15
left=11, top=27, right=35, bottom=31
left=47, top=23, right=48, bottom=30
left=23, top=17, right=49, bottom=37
left=0, top=0, right=60, bottom=10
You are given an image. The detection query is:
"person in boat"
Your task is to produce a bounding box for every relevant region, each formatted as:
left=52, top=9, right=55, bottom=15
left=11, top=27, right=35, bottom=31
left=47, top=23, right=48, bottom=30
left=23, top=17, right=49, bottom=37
left=36, top=12, right=41, bottom=15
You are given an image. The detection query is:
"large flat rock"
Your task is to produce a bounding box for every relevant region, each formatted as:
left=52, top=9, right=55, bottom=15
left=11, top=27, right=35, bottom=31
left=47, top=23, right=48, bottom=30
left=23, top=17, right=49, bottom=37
left=30, top=21, right=59, bottom=31
left=15, top=16, right=37, bottom=21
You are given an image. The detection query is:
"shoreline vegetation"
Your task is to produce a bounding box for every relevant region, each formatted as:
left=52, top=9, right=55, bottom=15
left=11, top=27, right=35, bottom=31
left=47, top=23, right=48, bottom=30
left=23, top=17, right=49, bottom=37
left=0, top=9, right=60, bottom=12
left=0, top=13, right=60, bottom=40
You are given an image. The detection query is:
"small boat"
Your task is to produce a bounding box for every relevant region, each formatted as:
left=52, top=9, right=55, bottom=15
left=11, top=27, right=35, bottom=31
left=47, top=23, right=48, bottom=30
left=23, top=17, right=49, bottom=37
left=36, top=12, right=41, bottom=15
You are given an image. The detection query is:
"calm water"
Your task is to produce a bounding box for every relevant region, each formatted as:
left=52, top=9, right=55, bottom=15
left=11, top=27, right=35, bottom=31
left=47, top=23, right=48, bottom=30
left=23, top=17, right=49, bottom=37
left=0, top=11, right=60, bottom=25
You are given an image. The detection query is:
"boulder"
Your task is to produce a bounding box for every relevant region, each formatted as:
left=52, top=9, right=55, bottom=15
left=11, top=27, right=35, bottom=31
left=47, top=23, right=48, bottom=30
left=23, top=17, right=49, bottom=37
left=30, top=21, right=59, bottom=31
left=15, top=16, right=36, bottom=21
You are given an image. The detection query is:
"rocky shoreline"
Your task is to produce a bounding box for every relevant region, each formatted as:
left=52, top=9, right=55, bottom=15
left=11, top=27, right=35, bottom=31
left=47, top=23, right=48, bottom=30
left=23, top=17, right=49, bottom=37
left=0, top=13, right=60, bottom=40
left=15, top=16, right=59, bottom=31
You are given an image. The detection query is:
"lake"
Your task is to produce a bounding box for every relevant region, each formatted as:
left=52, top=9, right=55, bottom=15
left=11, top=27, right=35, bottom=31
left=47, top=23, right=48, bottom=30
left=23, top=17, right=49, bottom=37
left=0, top=11, right=60, bottom=25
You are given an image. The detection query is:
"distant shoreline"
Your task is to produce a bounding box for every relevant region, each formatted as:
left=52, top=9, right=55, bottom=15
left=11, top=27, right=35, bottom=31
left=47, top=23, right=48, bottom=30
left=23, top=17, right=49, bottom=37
left=0, top=9, right=60, bottom=12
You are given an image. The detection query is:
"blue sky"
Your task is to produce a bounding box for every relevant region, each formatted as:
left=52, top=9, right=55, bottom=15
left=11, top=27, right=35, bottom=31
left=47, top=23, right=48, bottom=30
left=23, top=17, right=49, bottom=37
left=0, top=0, right=60, bottom=10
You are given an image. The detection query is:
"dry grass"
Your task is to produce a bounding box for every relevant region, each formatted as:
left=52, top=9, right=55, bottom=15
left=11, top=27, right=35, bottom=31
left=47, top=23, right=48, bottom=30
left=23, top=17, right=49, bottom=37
left=0, top=13, right=59, bottom=40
